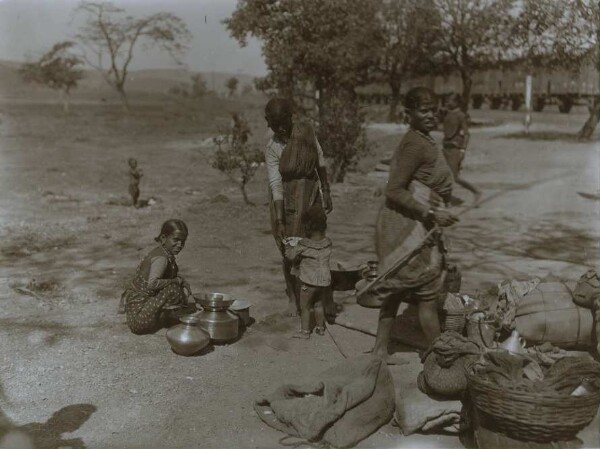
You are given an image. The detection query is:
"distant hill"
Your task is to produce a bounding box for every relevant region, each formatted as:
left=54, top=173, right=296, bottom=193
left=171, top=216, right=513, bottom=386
left=0, top=60, right=258, bottom=101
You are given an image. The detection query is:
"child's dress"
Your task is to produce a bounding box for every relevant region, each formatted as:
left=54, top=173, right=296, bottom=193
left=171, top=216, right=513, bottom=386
left=285, top=237, right=332, bottom=288
left=121, top=245, right=187, bottom=334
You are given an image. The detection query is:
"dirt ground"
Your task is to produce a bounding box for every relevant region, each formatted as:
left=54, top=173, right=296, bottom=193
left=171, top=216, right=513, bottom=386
left=0, top=94, right=599, bottom=449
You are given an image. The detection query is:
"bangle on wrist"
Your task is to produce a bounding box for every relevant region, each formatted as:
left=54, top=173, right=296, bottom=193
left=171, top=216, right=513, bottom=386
left=425, top=209, right=435, bottom=221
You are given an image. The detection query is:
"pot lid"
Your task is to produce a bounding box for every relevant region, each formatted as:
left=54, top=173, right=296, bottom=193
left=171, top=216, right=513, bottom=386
left=231, top=299, right=251, bottom=310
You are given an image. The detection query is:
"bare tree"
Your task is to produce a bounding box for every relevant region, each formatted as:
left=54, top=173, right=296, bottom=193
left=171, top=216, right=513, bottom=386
left=211, top=113, right=264, bottom=206
left=74, top=1, right=192, bottom=110
left=432, top=0, right=514, bottom=111
left=19, top=41, right=84, bottom=113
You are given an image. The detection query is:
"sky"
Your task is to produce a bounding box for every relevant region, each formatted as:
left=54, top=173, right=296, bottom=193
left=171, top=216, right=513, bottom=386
left=0, top=0, right=268, bottom=76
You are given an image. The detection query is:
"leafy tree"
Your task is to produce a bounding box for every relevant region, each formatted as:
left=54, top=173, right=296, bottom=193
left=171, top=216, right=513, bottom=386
left=74, top=1, right=192, bottom=110
left=575, top=1, right=600, bottom=139
left=211, top=113, right=264, bottom=205
left=319, top=90, right=370, bottom=182
left=190, top=74, right=208, bottom=98
left=242, top=84, right=254, bottom=96
left=509, top=0, right=598, bottom=138
left=226, top=77, right=239, bottom=97
left=375, top=0, right=440, bottom=121
left=19, top=41, right=83, bottom=113
left=431, top=0, right=514, bottom=111
left=226, top=0, right=382, bottom=182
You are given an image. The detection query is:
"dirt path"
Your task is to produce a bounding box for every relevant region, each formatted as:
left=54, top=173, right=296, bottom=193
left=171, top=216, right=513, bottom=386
left=1, top=102, right=598, bottom=448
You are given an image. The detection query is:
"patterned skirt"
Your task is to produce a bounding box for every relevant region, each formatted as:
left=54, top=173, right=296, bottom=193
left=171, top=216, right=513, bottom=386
left=123, top=275, right=186, bottom=334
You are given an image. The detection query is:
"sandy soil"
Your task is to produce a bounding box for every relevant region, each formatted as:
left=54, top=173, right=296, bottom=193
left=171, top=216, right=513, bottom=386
left=0, top=96, right=598, bottom=449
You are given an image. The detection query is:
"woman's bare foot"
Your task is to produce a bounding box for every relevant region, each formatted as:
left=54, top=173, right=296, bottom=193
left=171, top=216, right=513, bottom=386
left=315, top=326, right=326, bottom=336
left=292, top=330, right=310, bottom=340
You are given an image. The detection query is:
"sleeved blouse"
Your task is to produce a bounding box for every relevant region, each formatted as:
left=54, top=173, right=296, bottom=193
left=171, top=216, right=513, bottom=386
left=385, top=129, right=453, bottom=220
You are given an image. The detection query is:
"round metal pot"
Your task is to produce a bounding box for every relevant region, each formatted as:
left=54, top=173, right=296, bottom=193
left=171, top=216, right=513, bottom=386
left=166, top=314, right=211, bottom=356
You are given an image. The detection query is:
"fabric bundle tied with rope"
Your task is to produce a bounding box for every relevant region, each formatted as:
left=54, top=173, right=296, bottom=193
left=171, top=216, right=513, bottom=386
left=419, top=331, right=483, bottom=398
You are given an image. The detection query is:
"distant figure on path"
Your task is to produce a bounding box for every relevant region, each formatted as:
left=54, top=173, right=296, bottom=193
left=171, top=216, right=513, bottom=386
left=442, top=94, right=481, bottom=205
left=264, top=99, right=333, bottom=316
left=119, top=219, right=191, bottom=334
left=284, top=205, right=332, bottom=339
left=128, top=158, right=143, bottom=208
left=359, top=87, right=459, bottom=364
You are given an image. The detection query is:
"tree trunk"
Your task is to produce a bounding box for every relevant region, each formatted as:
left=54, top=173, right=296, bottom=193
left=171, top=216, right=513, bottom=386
left=579, top=96, right=600, bottom=140
left=116, top=84, right=130, bottom=111
left=388, top=81, right=401, bottom=123
left=62, top=90, right=70, bottom=114
left=240, top=183, right=254, bottom=206
left=460, top=71, right=472, bottom=113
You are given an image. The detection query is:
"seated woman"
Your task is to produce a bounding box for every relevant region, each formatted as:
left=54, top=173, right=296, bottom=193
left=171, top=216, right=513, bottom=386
left=119, top=219, right=192, bottom=334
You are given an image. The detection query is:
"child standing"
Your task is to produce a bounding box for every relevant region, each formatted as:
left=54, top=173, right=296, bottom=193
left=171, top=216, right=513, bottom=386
left=118, top=219, right=192, bottom=334
left=128, top=158, right=143, bottom=208
left=284, top=205, right=332, bottom=339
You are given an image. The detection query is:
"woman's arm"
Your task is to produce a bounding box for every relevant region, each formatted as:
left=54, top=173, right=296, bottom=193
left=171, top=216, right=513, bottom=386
left=265, top=140, right=284, bottom=201
left=461, top=113, right=470, bottom=149
left=284, top=243, right=304, bottom=262
left=385, top=142, right=429, bottom=220
left=314, top=136, right=333, bottom=213
left=147, top=256, right=178, bottom=293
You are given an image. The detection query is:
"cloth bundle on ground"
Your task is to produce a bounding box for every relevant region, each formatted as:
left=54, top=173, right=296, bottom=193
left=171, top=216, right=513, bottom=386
left=254, top=355, right=395, bottom=448
left=573, top=268, right=600, bottom=309
left=420, top=331, right=483, bottom=397
left=470, top=351, right=600, bottom=395
left=394, top=373, right=463, bottom=436
left=493, top=278, right=594, bottom=349
left=496, top=278, right=540, bottom=329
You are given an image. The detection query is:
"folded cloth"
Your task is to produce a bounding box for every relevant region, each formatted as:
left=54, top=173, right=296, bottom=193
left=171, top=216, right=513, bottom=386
left=255, top=355, right=395, bottom=448
left=471, top=351, right=600, bottom=394
left=421, top=331, right=482, bottom=367
left=394, top=372, right=462, bottom=435
left=496, top=278, right=540, bottom=329
left=573, top=268, right=600, bottom=309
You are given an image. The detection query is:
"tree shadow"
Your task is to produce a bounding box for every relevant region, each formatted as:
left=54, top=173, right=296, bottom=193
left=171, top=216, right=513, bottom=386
left=449, top=213, right=599, bottom=282
left=0, top=404, right=97, bottom=449
left=496, top=131, right=585, bottom=143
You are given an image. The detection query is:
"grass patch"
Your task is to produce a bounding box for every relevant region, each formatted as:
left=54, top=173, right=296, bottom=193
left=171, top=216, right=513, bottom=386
left=0, top=225, right=76, bottom=257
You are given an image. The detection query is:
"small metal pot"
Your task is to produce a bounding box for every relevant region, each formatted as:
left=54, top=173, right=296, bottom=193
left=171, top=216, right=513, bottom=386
left=230, top=299, right=252, bottom=326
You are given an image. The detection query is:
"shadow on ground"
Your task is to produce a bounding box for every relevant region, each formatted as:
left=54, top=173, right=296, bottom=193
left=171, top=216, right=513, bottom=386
left=0, top=403, right=96, bottom=449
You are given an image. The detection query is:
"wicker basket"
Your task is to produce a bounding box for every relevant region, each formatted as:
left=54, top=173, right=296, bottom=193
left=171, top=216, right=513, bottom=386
left=466, top=364, right=600, bottom=442
left=443, top=310, right=467, bottom=333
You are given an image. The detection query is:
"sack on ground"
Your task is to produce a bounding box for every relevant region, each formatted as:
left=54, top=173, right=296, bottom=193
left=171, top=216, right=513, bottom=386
left=572, top=268, right=600, bottom=309
left=254, top=355, right=395, bottom=448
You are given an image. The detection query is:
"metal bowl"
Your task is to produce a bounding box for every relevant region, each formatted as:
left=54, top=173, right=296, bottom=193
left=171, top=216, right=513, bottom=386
left=194, top=292, right=235, bottom=311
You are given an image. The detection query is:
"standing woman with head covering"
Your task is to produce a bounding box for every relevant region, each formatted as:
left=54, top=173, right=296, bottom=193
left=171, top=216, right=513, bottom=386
left=358, top=87, right=459, bottom=364
left=264, top=98, right=333, bottom=316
